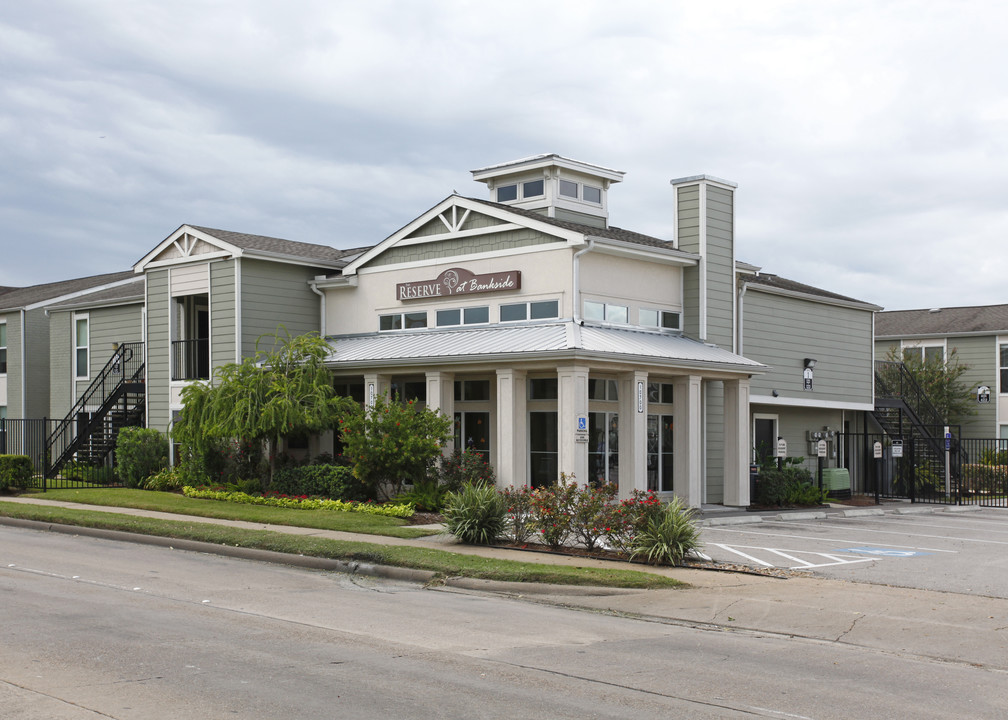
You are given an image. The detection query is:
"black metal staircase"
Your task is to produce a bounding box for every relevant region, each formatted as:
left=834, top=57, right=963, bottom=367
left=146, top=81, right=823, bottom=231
left=872, top=360, right=963, bottom=498
left=45, top=342, right=145, bottom=479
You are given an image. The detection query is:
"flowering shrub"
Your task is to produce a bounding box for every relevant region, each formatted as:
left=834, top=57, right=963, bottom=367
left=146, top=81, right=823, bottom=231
left=570, top=482, right=618, bottom=551
left=529, top=477, right=580, bottom=550
left=603, top=489, right=665, bottom=556
left=181, top=485, right=414, bottom=519
left=500, top=485, right=536, bottom=544
left=437, top=447, right=496, bottom=491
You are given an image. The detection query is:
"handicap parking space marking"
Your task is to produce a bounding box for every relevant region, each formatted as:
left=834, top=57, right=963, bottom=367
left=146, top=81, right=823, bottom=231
left=835, top=547, right=932, bottom=557
left=709, top=543, right=876, bottom=570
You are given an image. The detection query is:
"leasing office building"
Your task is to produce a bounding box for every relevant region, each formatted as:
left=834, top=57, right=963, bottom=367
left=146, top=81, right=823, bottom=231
left=11, top=154, right=880, bottom=507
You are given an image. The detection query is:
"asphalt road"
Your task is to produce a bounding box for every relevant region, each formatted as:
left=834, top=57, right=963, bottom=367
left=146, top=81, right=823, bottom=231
left=701, top=507, right=1008, bottom=596
left=3, top=525, right=1007, bottom=719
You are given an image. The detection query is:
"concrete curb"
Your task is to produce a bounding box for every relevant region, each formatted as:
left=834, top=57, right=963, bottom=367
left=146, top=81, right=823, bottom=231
left=0, top=515, right=438, bottom=584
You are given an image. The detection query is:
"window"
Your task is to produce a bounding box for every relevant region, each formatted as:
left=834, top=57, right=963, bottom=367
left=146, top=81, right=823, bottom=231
left=522, top=179, right=544, bottom=198
left=559, top=179, right=578, bottom=198
left=454, top=380, right=490, bottom=402
left=584, top=300, right=628, bottom=324
left=379, top=312, right=427, bottom=331
left=902, top=344, right=943, bottom=364
left=436, top=306, right=489, bottom=327
left=74, top=315, right=89, bottom=379
left=496, top=184, right=518, bottom=202
left=583, top=185, right=602, bottom=204
left=0, top=322, right=6, bottom=374
left=1000, top=344, right=1008, bottom=394
left=640, top=308, right=682, bottom=331
left=646, top=414, right=674, bottom=492
left=647, top=382, right=674, bottom=404
left=500, top=300, right=559, bottom=322
left=528, top=378, right=558, bottom=400
left=588, top=379, right=618, bottom=401
left=589, top=412, right=619, bottom=487
left=334, top=381, right=365, bottom=403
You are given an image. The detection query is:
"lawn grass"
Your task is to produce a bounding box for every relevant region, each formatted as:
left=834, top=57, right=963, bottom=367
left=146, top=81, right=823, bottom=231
left=0, top=500, right=684, bottom=589
left=27, top=488, right=433, bottom=538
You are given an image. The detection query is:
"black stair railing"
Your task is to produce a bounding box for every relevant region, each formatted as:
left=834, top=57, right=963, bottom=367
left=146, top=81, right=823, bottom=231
left=46, top=342, right=145, bottom=478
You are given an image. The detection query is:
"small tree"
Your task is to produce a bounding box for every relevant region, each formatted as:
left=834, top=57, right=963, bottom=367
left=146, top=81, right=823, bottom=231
left=885, top=346, right=975, bottom=424
left=173, top=329, right=353, bottom=486
left=338, top=394, right=452, bottom=500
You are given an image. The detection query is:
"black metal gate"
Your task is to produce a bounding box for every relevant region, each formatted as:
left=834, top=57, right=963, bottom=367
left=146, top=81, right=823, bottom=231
left=839, top=431, right=1007, bottom=507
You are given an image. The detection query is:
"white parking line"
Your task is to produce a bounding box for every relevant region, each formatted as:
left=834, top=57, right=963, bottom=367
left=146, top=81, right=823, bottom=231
left=704, top=526, right=957, bottom=554
left=710, top=544, right=876, bottom=570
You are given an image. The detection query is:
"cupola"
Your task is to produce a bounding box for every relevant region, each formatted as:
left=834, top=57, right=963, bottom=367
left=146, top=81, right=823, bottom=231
left=471, top=154, right=624, bottom=229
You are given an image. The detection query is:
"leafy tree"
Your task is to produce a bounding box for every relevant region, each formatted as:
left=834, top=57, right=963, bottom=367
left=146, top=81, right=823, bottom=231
left=885, top=346, right=975, bottom=424
left=338, top=394, right=452, bottom=500
left=174, top=329, right=352, bottom=485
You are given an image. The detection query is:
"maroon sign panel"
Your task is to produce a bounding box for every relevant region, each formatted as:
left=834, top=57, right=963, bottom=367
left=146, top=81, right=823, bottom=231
left=397, top=268, right=521, bottom=301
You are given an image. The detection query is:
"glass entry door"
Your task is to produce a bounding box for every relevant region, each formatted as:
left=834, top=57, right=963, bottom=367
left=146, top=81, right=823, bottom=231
left=529, top=411, right=558, bottom=488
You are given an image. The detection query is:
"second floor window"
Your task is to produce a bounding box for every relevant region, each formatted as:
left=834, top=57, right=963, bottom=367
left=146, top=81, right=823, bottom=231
left=379, top=312, right=427, bottom=331
left=0, top=323, right=6, bottom=374
left=74, top=316, right=89, bottom=379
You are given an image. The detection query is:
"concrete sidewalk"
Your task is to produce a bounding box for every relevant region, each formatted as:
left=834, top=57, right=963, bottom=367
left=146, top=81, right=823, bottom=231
left=2, top=495, right=1004, bottom=672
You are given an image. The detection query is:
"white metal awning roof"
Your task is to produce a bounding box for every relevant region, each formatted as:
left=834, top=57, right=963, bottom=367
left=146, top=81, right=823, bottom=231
left=324, top=322, right=764, bottom=375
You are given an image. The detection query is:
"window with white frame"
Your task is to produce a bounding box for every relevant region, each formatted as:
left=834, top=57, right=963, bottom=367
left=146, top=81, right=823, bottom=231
left=584, top=300, right=628, bottom=324
left=379, top=311, right=427, bottom=331
left=0, top=322, right=6, bottom=374
left=902, top=343, right=944, bottom=364
left=436, top=306, right=490, bottom=327
left=74, top=315, right=89, bottom=379
left=496, top=179, right=545, bottom=203
left=500, top=300, right=559, bottom=322
left=639, top=308, right=682, bottom=331
left=1000, top=344, right=1008, bottom=394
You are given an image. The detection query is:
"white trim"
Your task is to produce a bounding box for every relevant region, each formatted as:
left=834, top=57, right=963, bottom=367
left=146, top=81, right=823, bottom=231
left=235, top=257, right=243, bottom=362
left=206, top=262, right=213, bottom=373
left=72, top=311, right=90, bottom=380
left=751, top=394, right=875, bottom=411
left=25, top=276, right=140, bottom=313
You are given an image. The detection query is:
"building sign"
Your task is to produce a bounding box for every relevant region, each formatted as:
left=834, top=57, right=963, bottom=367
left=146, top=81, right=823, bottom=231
left=397, top=267, right=521, bottom=301
left=817, top=439, right=828, bottom=458
left=575, top=414, right=589, bottom=443
left=978, top=385, right=991, bottom=404
left=776, top=438, right=787, bottom=458
left=803, top=367, right=814, bottom=391
left=891, top=439, right=903, bottom=458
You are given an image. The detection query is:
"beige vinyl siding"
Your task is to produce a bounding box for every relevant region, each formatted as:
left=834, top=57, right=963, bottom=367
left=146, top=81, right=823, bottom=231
left=210, top=260, right=236, bottom=369
left=744, top=290, right=874, bottom=404
left=365, top=227, right=562, bottom=268
left=947, top=335, right=996, bottom=436
left=146, top=269, right=171, bottom=434
left=704, top=185, right=734, bottom=349
left=240, top=260, right=319, bottom=358
left=48, top=312, right=72, bottom=418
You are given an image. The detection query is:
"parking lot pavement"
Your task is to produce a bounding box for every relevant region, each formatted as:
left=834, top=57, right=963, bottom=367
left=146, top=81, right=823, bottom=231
left=700, top=507, right=1008, bottom=597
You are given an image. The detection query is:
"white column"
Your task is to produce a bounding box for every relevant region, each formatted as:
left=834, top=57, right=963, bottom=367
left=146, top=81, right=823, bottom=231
left=557, top=365, right=589, bottom=487
left=426, top=371, right=455, bottom=454
left=496, top=368, right=527, bottom=488
left=363, top=373, right=390, bottom=409
left=618, top=370, right=649, bottom=498
left=672, top=374, right=703, bottom=508
left=722, top=377, right=751, bottom=507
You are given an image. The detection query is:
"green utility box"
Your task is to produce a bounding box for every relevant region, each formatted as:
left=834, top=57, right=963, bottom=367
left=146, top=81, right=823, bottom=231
left=821, top=467, right=851, bottom=495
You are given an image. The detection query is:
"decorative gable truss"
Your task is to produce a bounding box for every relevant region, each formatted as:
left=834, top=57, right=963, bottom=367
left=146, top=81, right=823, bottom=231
left=343, top=196, right=584, bottom=275
left=133, top=225, right=240, bottom=272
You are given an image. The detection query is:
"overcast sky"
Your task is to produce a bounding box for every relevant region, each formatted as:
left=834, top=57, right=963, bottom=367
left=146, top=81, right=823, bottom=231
left=2, top=1, right=1005, bottom=311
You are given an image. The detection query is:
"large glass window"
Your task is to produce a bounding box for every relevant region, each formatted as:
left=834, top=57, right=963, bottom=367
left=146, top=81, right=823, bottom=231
left=379, top=312, right=427, bottom=331
left=646, top=415, right=674, bottom=492
left=454, top=379, right=491, bottom=402
left=496, top=184, right=518, bottom=202
left=589, top=412, right=619, bottom=488
left=437, top=306, right=489, bottom=327
left=454, top=411, right=490, bottom=464
left=584, top=301, right=628, bottom=324
left=500, top=300, right=559, bottom=322
left=522, top=179, right=544, bottom=198
left=528, top=378, right=558, bottom=400
left=0, top=323, right=6, bottom=374
left=559, top=179, right=578, bottom=198
left=583, top=185, right=602, bottom=204
left=529, top=411, right=558, bottom=489
left=640, top=308, right=682, bottom=331
left=74, top=316, right=89, bottom=379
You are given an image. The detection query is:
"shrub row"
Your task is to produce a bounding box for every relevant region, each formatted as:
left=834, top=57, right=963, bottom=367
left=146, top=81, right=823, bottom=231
left=0, top=455, right=32, bottom=491
left=960, top=463, right=1008, bottom=494
left=444, top=480, right=702, bottom=566
left=181, top=485, right=414, bottom=519
left=754, top=466, right=828, bottom=506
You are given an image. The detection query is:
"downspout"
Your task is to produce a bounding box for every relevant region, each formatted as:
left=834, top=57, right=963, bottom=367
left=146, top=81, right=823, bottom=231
left=572, top=238, right=595, bottom=324
left=737, top=279, right=748, bottom=355
left=309, top=278, right=326, bottom=336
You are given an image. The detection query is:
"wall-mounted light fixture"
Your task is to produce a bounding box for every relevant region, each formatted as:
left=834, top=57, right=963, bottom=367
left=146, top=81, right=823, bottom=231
left=804, top=358, right=817, bottom=369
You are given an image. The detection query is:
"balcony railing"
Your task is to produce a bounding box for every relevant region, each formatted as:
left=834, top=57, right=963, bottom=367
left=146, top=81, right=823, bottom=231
left=171, top=338, right=209, bottom=381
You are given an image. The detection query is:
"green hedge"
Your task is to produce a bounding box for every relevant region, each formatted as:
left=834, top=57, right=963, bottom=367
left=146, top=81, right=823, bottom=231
left=268, top=463, right=371, bottom=501
left=0, top=455, right=32, bottom=491
left=116, top=427, right=169, bottom=488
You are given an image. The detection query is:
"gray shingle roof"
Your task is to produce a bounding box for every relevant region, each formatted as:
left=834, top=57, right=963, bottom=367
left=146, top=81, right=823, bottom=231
left=0, top=271, right=135, bottom=312
left=44, top=277, right=146, bottom=311
left=876, top=304, right=1008, bottom=337
left=741, top=272, right=880, bottom=309
left=465, top=197, right=696, bottom=255
left=190, top=226, right=363, bottom=265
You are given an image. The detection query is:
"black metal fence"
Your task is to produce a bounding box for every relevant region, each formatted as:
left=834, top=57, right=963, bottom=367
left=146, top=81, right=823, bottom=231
left=0, top=417, right=123, bottom=490
left=839, top=431, right=1007, bottom=508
